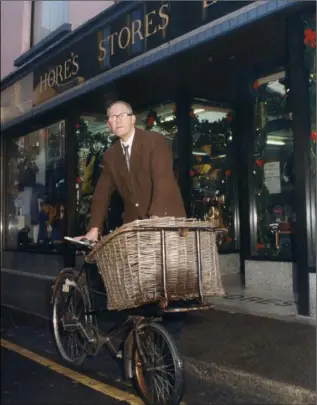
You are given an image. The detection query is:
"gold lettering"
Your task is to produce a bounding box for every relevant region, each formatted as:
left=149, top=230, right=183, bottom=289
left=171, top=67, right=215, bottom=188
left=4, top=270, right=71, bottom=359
left=71, top=53, right=79, bottom=75
left=145, top=10, right=157, bottom=38
left=107, top=32, right=118, bottom=56
left=64, top=59, right=72, bottom=80
left=118, top=26, right=131, bottom=49
left=39, top=74, right=47, bottom=93
left=202, top=0, right=218, bottom=8
left=98, top=39, right=107, bottom=61
left=158, top=4, right=169, bottom=31
left=47, top=69, right=56, bottom=88
left=131, top=19, right=143, bottom=44
left=56, top=64, right=63, bottom=84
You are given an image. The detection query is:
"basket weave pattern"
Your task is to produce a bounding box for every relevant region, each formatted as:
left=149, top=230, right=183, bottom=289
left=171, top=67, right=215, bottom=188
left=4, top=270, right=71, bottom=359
left=89, top=217, right=225, bottom=311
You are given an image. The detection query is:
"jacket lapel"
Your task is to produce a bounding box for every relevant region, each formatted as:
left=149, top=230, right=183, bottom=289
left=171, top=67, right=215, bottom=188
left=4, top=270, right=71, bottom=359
left=129, top=128, right=143, bottom=176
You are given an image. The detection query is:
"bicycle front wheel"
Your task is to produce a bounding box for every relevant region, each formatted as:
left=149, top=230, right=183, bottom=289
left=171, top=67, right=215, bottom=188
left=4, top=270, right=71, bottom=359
left=133, top=321, right=184, bottom=405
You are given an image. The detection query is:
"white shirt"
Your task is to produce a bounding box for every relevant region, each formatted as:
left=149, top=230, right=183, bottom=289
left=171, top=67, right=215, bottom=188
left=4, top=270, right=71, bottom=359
left=120, top=130, right=135, bottom=156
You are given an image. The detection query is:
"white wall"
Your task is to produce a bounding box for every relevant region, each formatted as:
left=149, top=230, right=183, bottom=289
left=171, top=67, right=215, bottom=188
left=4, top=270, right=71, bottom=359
left=1, top=1, right=31, bottom=79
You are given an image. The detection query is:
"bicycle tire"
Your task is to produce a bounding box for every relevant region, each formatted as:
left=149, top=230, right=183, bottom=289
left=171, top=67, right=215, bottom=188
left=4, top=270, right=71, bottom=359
left=52, top=268, right=95, bottom=366
left=132, top=321, right=184, bottom=405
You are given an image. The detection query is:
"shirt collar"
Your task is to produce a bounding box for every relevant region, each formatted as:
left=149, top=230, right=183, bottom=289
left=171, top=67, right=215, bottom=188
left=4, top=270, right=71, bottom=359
left=120, top=129, right=135, bottom=148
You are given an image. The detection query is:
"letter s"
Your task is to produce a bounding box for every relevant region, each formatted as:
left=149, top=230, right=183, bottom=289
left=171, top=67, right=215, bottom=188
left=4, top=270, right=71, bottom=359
left=158, top=4, right=169, bottom=31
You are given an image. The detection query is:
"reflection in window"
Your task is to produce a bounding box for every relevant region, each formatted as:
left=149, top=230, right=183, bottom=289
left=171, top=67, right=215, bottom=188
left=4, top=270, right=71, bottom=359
left=6, top=121, right=66, bottom=251
left=252, top=72, right=294, bottom=259
left=75, top=115, right=121, bottom=235
left=190, top=102, right=234, bottom=251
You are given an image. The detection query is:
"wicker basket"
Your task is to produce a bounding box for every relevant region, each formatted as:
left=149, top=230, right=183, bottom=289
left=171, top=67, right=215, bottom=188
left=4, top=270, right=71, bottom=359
left=88, top=217, right=225, bottom=311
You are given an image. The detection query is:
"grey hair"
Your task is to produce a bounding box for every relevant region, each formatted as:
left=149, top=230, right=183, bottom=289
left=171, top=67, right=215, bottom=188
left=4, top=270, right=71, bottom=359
left=106, top=100, right=133, bottom=116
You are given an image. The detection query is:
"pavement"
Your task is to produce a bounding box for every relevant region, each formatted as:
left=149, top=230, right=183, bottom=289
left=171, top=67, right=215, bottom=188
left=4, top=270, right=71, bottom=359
left=1, top=305, right=316, bottom=405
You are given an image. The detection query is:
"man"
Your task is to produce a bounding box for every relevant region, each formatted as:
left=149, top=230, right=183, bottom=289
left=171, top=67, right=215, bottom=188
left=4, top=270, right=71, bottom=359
left=80, top=101, right=186, bottom=347
left=84, top=100, right=186, bottom=241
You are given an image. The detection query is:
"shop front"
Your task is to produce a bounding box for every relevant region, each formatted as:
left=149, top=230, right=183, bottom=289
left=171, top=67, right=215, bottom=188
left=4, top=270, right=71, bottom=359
left=1, top=0, right=315, bottom=319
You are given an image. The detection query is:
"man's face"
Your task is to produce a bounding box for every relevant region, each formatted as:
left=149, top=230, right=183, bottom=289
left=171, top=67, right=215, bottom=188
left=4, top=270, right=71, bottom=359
left=107, top=103, right=136, bottom=140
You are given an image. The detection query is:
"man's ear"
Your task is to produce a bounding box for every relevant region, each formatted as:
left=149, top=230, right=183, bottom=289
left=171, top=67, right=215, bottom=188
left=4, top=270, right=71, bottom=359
left=132, top=114, right=136, bottom=125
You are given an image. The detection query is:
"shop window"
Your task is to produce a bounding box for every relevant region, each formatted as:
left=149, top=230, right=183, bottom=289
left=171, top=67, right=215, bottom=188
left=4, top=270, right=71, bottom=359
left=303, top=12, right=316, bottom=265
left=135, top=102, right=179, bottom=171
left=5, top=121, right=66, bottom=252
left=32, top=1, right=69, bottom=45
left=75, top=115, right=121, bottom=235
left=189, top=102, right=235, bottom=252
left=252, top=71, right=294, bottom=259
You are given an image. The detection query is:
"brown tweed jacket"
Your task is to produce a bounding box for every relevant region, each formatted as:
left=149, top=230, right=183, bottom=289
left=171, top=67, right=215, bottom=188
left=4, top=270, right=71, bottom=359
left=89, top=127, right=186, bottom=230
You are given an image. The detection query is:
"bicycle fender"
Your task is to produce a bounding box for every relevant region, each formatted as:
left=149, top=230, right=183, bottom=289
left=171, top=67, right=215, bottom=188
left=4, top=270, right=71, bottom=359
left=50, top=268, right=78, bottom=304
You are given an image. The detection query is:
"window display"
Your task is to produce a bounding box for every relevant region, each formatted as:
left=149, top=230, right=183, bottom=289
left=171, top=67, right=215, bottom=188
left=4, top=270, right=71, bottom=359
left=6, top=121, right=66, bottom=251
left=75, top=115, right=115, bottom=235
left=252, top=72, right=295, bottom=259
left=136, top=102, right=178, bottom=156
left=189, top=102, right=235, bottom=252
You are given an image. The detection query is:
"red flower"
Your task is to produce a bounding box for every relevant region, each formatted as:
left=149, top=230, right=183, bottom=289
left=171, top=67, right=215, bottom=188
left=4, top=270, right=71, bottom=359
left=147, top=117, right=155, bottom=127
left=189, top=170, right=196, bottom=177
left=226, top=115, right=232, bottom=122
left=256, top=159, right=264, bottom=167
left=189, top=110, right=195, bottom=118
left=311, top=131, right=316, bottom=142
left=253, top=81, right=260, bottom=90
left=76, top=177, right=81, bottom=183
left=75, top=124, right=80, bottom=129
left=304, top=28, right=316, bottom=48
left=225, top=169, right=231, bottom=177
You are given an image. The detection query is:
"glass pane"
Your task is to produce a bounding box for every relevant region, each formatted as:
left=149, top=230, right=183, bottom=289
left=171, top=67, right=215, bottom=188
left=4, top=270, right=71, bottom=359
left=5, top=121, right=66, bottom=252
left=75, top=114, right=121, bottom=235
left=135, top=102, right=179, bottom=174
left=189, top=101, right=235, bottom=252
left=33, top=1, right=69, bottom=45
left=303, top=12, right=316, bottom=264
left=252, top=72, right=294, bottom=259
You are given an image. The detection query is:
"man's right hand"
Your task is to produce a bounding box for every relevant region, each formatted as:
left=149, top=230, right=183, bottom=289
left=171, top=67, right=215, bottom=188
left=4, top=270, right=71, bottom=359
left=74, top=227, right=99, bottom=242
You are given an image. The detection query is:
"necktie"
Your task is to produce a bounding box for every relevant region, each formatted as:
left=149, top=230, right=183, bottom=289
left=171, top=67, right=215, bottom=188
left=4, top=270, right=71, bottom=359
left=123, top=145, right=130, bottom=171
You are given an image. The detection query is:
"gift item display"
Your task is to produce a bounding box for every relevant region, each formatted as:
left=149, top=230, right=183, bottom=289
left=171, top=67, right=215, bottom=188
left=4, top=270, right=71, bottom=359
left=252, top=72, right=295, bottom=259
left=5, top=121, right=66, bottom=251
left=189, top=103, right=235, bottom=252
left=75, top=116, right=119, bottom=235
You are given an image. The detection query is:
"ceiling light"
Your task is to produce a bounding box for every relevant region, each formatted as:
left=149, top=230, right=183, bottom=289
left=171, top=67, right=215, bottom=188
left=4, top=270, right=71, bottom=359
left=192, top=151, right=207, bottom=156
left=266, top=140, right=285, bottom=146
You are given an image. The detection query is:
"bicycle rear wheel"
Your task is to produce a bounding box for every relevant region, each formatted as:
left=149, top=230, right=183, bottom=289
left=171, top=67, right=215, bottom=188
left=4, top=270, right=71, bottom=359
left=133, top=321, right=184, bottom=405
left=52, top=269, right=95, bottom=366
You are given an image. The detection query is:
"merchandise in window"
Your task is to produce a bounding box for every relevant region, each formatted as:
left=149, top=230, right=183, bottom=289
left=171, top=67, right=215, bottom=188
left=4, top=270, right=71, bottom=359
left=252, top=72, right=295, bottom=259
left=6, top=121, right=66, bottom=252
left=74, top=115, right=120, bottom=235
left=136, top=102, right=179, bottom=174
left=189, top=102, right=235, bottom=252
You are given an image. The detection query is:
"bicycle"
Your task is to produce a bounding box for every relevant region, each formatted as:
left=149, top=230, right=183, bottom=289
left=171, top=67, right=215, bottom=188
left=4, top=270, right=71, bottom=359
left=51, top=222, right=220, bottom=405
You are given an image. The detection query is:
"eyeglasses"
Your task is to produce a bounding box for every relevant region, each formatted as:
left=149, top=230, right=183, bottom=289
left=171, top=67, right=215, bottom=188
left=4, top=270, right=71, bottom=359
left=107, top=112, right=133, bottom=122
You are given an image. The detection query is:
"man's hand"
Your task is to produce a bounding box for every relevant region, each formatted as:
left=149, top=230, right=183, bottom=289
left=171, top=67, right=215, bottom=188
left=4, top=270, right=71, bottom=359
left=74, top=227, right=99, bottom=242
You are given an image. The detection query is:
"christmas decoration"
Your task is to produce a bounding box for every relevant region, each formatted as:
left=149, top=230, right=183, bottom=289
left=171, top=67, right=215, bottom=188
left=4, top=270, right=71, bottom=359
left=189, top=109, right=234, bottom=249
